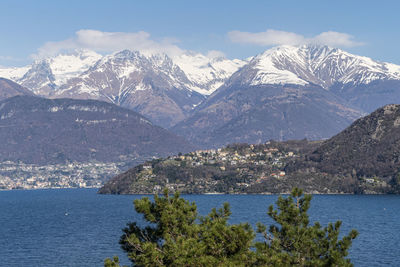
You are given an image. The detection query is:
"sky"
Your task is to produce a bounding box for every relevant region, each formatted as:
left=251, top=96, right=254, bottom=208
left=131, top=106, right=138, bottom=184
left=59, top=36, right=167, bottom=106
left=1, top=0, right=400, bottom=66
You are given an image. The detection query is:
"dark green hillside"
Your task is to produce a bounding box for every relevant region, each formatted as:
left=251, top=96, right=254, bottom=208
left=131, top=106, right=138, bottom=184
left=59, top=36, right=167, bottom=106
left=0, top=95, right=195, bottom=165
left=99, top=140, right=352, bottom=195
left=100, top=104, right=400, bottom=195
left=306, top=105, right=400, bottom=177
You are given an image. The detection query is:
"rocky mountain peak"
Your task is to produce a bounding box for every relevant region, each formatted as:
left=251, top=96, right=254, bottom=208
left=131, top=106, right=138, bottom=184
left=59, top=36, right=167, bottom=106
left=235, top=44, right=400, bottom=89
left=111, top=50, right=144, bottom=62
left=19, top=60, right=55, bottom=95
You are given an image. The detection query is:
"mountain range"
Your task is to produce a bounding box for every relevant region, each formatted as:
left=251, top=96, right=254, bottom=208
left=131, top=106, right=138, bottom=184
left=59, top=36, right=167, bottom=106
left=172, top=45, right=400, bottom=146
left=1, top=44, right=400, bottom=147
left=0, top=95, right=194, bottom=166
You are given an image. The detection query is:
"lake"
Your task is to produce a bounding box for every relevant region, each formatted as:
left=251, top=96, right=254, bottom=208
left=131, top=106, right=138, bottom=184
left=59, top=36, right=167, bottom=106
left=0, top=189, right=399, bottom=266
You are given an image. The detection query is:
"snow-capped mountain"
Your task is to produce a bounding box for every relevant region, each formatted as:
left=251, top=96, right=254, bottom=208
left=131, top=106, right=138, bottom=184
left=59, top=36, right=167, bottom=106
left=57, top=50, right=192, bottom=99
left=219, top=44, right=400, bottom=113
left=173, top=52, right=246, bottom=95
left=0, top=49, right=243, bottom=97
left=172, top=44, right=400, bottom=147
left=1, top=44, right=400, bottom=134
left=0, top=50, right=102, bottom=96
left=54, top=50, right=205, bottom=127
left=0, top=49, right=243, bottom=127
left=17, top=60, right=55, bottom=95
left=43, top=50, right=102, bottom=85
left=16, top=50, right=102, bottom=95
left=2, top=44, right=400, bottom=100
left=0, top=66, right=30, bottom=81
left=231, top=44, right=400, bottom=89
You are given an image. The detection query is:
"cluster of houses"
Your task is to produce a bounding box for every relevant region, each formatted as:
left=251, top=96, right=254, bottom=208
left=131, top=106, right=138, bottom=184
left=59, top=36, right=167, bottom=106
left=166, top=146, right=295, bottom=169
left=0, top=161, right=122, bottom=190
left=363, top=177, right=387, bottom=187
left=136, top=144, right=297, bottom=192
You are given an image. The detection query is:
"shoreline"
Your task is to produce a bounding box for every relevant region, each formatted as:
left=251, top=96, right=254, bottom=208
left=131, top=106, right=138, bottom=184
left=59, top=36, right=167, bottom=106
left=0, top=187, right=392, bottom=195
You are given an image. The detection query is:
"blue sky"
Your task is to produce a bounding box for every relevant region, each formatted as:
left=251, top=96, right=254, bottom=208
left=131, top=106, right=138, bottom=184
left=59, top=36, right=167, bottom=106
left=1, top=0, right=400, bottom=66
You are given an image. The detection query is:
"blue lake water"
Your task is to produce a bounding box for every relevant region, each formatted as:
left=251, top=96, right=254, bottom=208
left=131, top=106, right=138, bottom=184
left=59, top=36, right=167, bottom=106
left=0, top=189, right=399, bottom=266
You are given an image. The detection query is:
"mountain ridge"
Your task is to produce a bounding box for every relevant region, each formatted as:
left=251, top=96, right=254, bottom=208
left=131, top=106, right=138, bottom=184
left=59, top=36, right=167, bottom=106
left=4, top=44, right=400, bottom=101
left=0, top=95, right=195, bottom=165
left=171, top=44, right=400, bottom=147
left=0, top=78, right=34, bottom=101
left=1, top=45, right=400, bottom=144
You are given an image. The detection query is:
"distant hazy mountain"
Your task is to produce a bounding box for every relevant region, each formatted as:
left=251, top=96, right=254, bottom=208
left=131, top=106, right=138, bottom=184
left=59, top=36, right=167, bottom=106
left=1, top=45, right=400, bottom=144
left=0, top=78, right=34, bottom=101
left=0, top=95, right=194, bottom=165
left=172, top=82, right=363, bottom=148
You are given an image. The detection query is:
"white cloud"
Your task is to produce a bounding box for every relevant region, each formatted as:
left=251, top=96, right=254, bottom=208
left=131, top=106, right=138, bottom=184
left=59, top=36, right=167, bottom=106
left=228, top=29, right=305, bottom=46
left=206, top=50, right=226, bottom=59
left=228, top=29, right=363, bottom=48
left=312, top=31, right=364, bottom=47
left=34, top=29, right=185, bottom=59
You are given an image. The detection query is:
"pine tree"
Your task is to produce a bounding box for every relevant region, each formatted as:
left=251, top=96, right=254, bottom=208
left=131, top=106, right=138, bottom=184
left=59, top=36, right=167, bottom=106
left=105, top=188, right=358, bottom=266
left=105, top=189, right=255, bottom=266
left=254, top=188, right=358, bottom=266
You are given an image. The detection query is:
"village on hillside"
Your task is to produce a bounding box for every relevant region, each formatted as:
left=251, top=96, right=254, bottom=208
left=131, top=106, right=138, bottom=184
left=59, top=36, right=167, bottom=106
left=119, top=142, right=300, bottom=194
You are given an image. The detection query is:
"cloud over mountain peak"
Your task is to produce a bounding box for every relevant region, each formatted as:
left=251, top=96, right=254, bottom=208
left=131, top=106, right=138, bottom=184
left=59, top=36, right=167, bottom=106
left=228, top=29, right=364, bottom=48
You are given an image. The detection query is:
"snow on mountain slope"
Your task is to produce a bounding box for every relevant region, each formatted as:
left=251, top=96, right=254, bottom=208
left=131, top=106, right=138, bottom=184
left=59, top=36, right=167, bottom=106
left=174, top=52, right=246, bottom=95
left=244, top=44, right=400, bottom=88
left=11, top=49, right=243, bottom=97
left=57, top=50, right=195, bottom=100
left=54, top=50, right=205, bottom=128
left=46, top=50, right=102, bottom=86
left=4, top=44, right=400, bottom=99
left=18, top=60, right=55, bottom=95
left=8, top=50, right=102, bottom=95
left=0, top=66, right=29, bottom=81
left=385, top=62, right=400, bottom=77
left=249, top=48, right=309, bottom=86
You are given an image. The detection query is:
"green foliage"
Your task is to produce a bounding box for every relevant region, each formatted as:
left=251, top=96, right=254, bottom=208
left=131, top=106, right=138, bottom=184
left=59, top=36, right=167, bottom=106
left=104, top=256, right=125, bottom=267
left=106, top=189, right=255, bottom=266
left=254, top=188, right=358, bottom=266
left=105, top=188, right=358, bottom=266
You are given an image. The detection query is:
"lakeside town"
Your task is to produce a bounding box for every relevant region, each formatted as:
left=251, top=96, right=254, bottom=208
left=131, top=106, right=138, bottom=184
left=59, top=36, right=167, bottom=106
left=2, top=139, right=388, bottom=194
left=0, top=142, right=298, bottom=191
left=0, top=161, right=123, bottom=189
left=99, top=142, right=308, bottom=194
